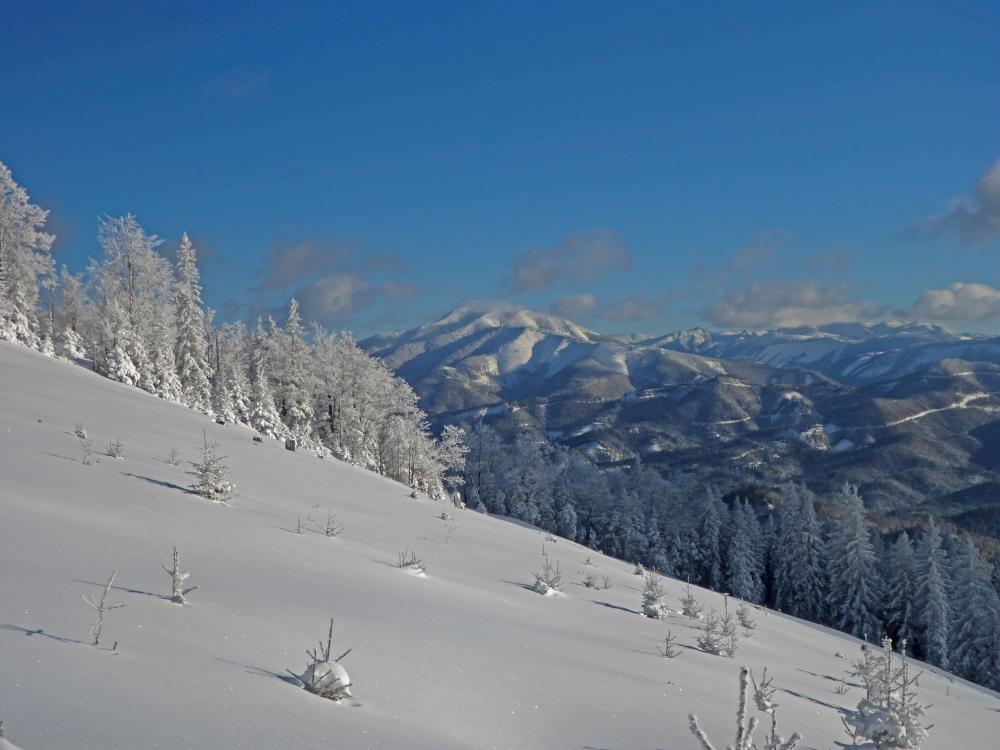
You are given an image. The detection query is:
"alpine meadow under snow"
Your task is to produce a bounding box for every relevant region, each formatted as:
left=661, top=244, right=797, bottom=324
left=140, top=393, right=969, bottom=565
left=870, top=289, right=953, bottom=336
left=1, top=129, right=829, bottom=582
left=2, top=340, right=1000, bottom=749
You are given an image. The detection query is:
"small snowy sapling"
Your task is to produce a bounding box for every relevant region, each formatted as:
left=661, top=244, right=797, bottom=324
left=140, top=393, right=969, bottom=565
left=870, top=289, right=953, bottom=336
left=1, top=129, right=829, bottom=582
left=681, top=582, right=704, bottom=619
left=289, top=618, right=353, bottom=702
left=737, top=602, right=756, bottom=637
left=80, top=437, right=93, bottom=465
left=191, top=431, right=234, bottom=501
left=162, top=546, right=198, bottom=605
left=696, top=610, right=723, bottom=655
left=397, top=548, right=426, bottom=574
left=313, top=508, right=343, bottom=538
left=641, top=571, right=668, bottom=619
left=688, top=667, right=802, bottom=750
left=533, top=549, right=563, bottom=594
left=658, top=627, right=679, bottom=658
left=82, top=570, right=125, bottom=647
left=106, top=437, right=124, bottom=459
left=74, top=422, right=88, bottom=439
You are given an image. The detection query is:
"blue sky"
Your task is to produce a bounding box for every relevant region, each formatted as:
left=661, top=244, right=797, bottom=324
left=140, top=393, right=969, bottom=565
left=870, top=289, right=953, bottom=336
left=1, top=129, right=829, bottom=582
left=3, top=1, right=1000, bottom=337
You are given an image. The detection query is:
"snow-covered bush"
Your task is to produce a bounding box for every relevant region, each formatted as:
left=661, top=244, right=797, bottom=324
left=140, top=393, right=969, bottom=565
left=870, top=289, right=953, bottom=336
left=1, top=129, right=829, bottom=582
left=289, top=619, right=353, bottom=702
left=74, top=422, right=88, bottom=439
left=688, top=667, right=802, bottom=750
left=106, top=437, right=124, bottom=459
left=191, top=432, right=234, bottom=502
left=162, top=546, right=198, bottom=605
left=841, top=638, right=928, bottom=750
left=397, top=548, right=425, bottom=575
left=80, top=437, right=93, bottom=465
left=313, top=508, right=343, bottom=538
left=533, top=549, right=563, bottom=595
left=641, top=571, right=668, bottom=619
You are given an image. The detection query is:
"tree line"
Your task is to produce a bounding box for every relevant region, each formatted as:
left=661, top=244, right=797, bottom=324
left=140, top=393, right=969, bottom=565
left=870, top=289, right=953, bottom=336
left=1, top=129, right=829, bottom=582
left=0, top=161, right=466, bottom=496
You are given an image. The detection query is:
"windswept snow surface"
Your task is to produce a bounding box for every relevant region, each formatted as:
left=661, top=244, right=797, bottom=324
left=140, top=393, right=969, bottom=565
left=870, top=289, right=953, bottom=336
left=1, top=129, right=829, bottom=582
left=1, top=342, right=998, bottom=749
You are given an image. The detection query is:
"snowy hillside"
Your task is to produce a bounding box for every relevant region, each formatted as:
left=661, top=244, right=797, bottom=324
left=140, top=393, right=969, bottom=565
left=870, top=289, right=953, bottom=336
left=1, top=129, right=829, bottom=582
left=1, top=341, right=998, bottom=750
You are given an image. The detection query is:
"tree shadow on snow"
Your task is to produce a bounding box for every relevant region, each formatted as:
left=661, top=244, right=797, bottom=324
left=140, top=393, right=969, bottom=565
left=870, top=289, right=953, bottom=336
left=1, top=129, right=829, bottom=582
left=593, top=600, right=639, bottom=615
left=0, top=623, right=88, bottom=646
left=75, top=578, right=170, bottom=602
left=214, top=657, right=300, bottom=687
left=780, top=686, right=850, bottom=715
left=798, top=667, right=862, bottom=690
left=120, top=472, right=190, bottom=494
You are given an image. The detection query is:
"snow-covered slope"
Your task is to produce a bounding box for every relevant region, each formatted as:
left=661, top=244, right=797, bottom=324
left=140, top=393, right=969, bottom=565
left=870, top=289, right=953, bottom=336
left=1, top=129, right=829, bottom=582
left=0, top=341, right=997, bottom=749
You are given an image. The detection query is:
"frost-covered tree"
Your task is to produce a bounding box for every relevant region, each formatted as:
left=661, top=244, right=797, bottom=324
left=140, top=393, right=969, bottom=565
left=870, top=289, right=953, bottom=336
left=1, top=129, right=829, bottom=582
left=914, top=517, right=950, bottom=669
left=825, top=485, right=883, bottom=640
left=271, top=298, right=314, bottom=437
left=696, top=489, right=726, bottom=590
left=90, top=214, right=172, bottom=391
left=884, top=532, right=917, bottom=650
left=772, top=486, right=824, bottom=621
left=641, top=570, right=668, bottom=619
left=173, top=233, right=211, bottom=411
left=689, top=667, right=802, bottom=750
left=726, top=499, right=763, bottom=604
left=842, top=638, right=928, bottom=750
left=949, top=536, right=1000, bottom=686
left=162, top=546, right=198, bottom=605
left=55, top=265, right=88, bottom=357
left=0, top=161, right=54, bottom=348
left=247, top=324, right=285, bottom=438
left=191, top=432, right=234, bottom=501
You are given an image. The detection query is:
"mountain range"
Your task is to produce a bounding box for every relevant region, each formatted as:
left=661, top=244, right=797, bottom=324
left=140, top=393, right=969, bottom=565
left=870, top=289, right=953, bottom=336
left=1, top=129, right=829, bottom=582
left=364, top=308, right=1000, bottom=539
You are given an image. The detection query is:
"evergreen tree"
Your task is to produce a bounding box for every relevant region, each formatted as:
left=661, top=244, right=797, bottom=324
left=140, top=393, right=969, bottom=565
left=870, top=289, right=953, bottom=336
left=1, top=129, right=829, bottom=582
left=173, top=233, right=211, bottom=411
left=696, top=489, right=726, bottom=590
left=914, top=517, right=950, bottom=669
left=273, top=298, right=314, bottom=437
left=0, top=161, right=54, bottom=348
left=247, top=325, right=285, bottom=438
left=725, top=499, right=761, bottom=603
left=825, top=485, right=883, bottom=640
left=883, top=532, right=918, bottom=650
left=950, top=536, right=1000, bottom=686
left=773, top=488, right=825, bottom=621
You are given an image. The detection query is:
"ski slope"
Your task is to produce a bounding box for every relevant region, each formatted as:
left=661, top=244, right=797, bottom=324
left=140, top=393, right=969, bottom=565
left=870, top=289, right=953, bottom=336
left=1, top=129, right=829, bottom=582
left=0, top=341, right=997, bottom=749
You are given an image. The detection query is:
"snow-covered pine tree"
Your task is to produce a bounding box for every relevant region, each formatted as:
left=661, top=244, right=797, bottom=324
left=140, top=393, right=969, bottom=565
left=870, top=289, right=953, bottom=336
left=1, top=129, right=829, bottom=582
left=173, top=233, right=211, bottom=411
left=162, top=546, right=198, bottom=605
left=0, top=161, right=54, bottom=349
left=55, top=265, right=87, bottom=358
left=641, top=570, right=668, bottom=619
left=825, top=484, right=883, bottom=640
left=91, top=214, right=172, bottom=392
left=772, top=486, right=825, bottom=621
left=914, top=517, right=950, bottom=669
left=273, top=298, right=314, bottom=438
left=947, top=536, right=999, bottom=684
left=191, top=432, right=234, bottom=502
left=726, top=499, right=762, bottom=604
left=247, top=324, right=285, bottom=438
left=696, top=488, right=726, bottom=591
left=884, top=532, right=918, bottom=651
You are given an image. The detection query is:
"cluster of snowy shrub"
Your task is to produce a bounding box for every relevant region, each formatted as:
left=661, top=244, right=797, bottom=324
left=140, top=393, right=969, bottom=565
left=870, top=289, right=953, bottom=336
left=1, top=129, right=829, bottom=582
left=0, top=162, right=466, bottom=497
left=463, top=420, right=1000, bottom=691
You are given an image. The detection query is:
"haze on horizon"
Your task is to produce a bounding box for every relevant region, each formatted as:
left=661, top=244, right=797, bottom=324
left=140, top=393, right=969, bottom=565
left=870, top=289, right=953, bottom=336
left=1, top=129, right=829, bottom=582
left=3, top=1, right=1000, bottom=338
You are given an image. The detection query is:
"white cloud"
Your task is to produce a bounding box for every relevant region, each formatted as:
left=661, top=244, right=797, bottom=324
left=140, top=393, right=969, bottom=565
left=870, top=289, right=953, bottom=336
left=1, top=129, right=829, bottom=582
left=504, top=229, right=631, bottom=293
left=909, top=282, right=1000, bottom=321
left=600, top=294, right=670, bottom=322
left=911, top=156, right=1000, bottom=245
left=550, top=293, right=598, bottom=319
left=705, top=280, right=882, bottom=329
